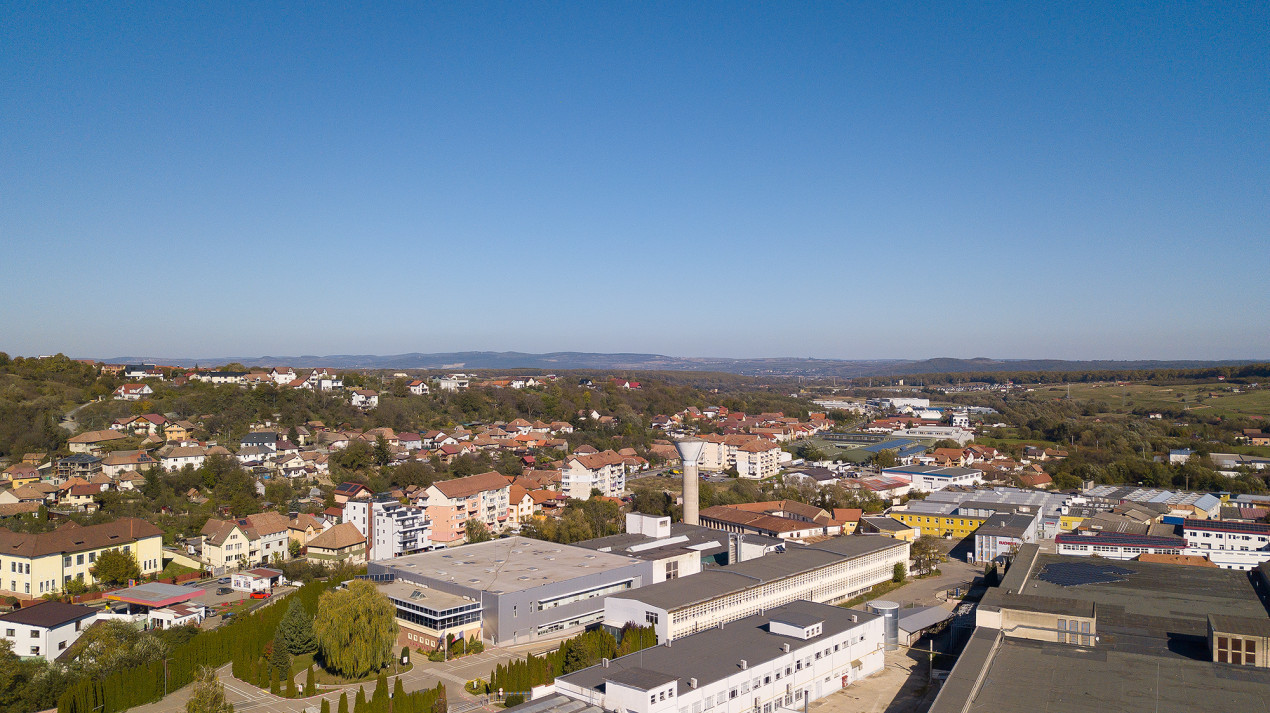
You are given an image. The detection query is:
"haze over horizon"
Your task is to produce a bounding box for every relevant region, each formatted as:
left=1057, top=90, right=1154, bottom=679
left=3, top=4, right=1267, bottom=360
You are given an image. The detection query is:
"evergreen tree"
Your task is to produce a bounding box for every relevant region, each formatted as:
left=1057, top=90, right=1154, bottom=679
left=306, top=665, right=317, bottom=696
left=371, top=673, right=388, bottom=713
left=338, top=691, right=349, bottom=713
left=280, top=598, right=318, bottom=654
left=354, top=685, right=367, bottom=713
left=287, top=672, right=298, bottom=698
left=321, top=697, right=332, bottom=713
left=271, top=629, right=292, bottom=679
left=270, top=667, right=280, bottom=696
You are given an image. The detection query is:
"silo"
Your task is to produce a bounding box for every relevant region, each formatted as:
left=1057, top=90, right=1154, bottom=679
left=868, top=600, right=900, bottom=650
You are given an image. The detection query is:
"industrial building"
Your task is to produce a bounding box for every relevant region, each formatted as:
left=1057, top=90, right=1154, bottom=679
left=603, top=536, right=909, bottom=641
left=929, top=545, right=1270, bottom=713
left=574, top=513, right=750, bottom=584
left=367, top=536, right=654, bottom=645
left=881, top=465, right=983, bottom=491
left=556, top=600, right=885, bottom=713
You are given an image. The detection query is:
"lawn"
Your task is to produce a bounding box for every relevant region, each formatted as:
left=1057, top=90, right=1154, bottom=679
left=289, top=652, right=414, bottom=686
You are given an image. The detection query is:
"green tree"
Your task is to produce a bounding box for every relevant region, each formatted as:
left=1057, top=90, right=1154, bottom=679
left=872, top=449, right=898, bottom=468
left=911, top=536, right=943, bottom=576
left=892, top=562, right=906, bottom=583
left=185, top=665, right=234, bottom=713
left=321, top=697, right=332, bottom=713
left=271, top=629, right=292, bottom=680
left=314, top=580, right=397, bottom=679
left=89, top=547, right=142, bottom=586
left=464, top=519, right=492, bottom=543
left=373, top=436, right=393, bottom=467
left=338, top=692, right=349, bottom=713
left=305, top=666, right=316, bottom=696
left=280, top=598, right=318, bottom=654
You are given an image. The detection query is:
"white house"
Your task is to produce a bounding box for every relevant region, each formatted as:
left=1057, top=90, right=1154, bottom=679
left=350, top=389, right=379, bottom=409
left=269, top=367, right=297, bottom=385
left=0, top=601, right=98, bottom=662
left=408, top=379, right=430, bottom=396
left=113, top=383, right=154, bottom=401
left=231, top=567, right=283, bottom=593
left=161, top=446, right=206, bottom=472
left=436, top=374, right=471, bottom=392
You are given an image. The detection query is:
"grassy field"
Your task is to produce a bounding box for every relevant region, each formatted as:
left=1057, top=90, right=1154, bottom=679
left=1025, top=382, right=1270, bottom=419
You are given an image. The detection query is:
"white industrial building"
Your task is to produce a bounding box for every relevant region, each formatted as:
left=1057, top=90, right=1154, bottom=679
left=556, top=600, right=885, bottom=713
left=604, top=536, right=909, bottom=642
left=1182, top=519, right=1270, bottom=570
left=882, top=465, right=984, bottom=492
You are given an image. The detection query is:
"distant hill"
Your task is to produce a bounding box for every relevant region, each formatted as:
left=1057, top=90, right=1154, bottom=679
left=93, top=352, right=1260, bottom=378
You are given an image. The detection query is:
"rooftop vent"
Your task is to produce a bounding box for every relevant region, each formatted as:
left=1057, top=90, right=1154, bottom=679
left=740, top=660, right=748, bottom=670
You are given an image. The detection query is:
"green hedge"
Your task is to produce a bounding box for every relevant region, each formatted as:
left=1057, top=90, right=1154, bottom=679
left=58, top=577, right=343, bottom=713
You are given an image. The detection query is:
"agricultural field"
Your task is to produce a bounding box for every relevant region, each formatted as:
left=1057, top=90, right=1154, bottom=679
left=1023, top=381, right=1270, bottom=420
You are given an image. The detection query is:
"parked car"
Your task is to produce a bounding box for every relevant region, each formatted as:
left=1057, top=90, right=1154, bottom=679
left=217, top=577, right=231, bottom=584
left=249, top=591, right=271, bottom=599
left=216, top=587, right=233, bottom=595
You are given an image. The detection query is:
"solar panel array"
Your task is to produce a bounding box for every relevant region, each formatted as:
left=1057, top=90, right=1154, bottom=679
left=1036, top=561, right=1135, bottom=587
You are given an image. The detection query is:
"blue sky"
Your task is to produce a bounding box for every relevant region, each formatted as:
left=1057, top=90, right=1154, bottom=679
left=2, top=3, right=1267, bottom=360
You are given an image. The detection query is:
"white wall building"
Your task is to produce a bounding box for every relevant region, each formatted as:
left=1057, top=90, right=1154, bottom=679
left=345, top=495, right=433, bottom=560
left=0, top=601, right=97, bottom=662
left=604, top=536, right=909, bottom=642
left=557, top=600, right=885, bottom=713
left=1182, top=519, right=1270, bottom=570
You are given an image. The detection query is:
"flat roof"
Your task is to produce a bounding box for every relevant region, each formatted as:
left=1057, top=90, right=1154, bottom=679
left=377, top=536, right=644, bottom=594
left=105, top=582, right=202, bottom=607
left=931, top=635, right=1270, bottom=713
left=378, top=580, right=480, bottom=612
left=504, top=693, right=603, bottom=713
left=610, top=536, right=905, bottom=611
left=563, top=601, right=877, bottom=694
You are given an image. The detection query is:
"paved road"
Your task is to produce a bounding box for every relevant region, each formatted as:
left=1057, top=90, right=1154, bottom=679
left=128, top=646, right=519, bottom=713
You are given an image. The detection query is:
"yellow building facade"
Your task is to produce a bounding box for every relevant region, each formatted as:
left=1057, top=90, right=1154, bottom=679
left=890, top=511, right=987, bottom=539
left=0, top=518, right=163, bottom=597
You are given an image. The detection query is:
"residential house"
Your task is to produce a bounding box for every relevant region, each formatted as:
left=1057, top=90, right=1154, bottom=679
left=269, top=367, right=297, bottom=385
left=408, top=380, right=430, bottom=396
left=199, top=512, right=291, bottom=574
left=67, top=430, right=128, bottom=454
left=0, top=601, right=98, bottom=661
left=113, top=383, right=154, bottom=401
left=160, top=446, right=206, bottom=472
left=305, top=522, right=366, bottom=565
left=101, top=451, right=157, bottom=477
left=55, top=455, right=102, bottom=480
left=350, top=389, right=379, bottom=409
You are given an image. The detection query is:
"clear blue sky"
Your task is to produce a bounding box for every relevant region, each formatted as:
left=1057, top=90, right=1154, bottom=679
left=2, top=3, right=1267, bottom=361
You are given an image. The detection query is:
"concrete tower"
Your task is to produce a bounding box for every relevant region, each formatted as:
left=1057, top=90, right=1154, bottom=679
left=675, top=437, right=705, bottom=526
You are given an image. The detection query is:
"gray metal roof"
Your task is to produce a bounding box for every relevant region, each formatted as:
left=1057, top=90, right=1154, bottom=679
left=610, top=536, right=905, bottom=611
left=561, top=601, right=878, bottom=695
left=896, top=605, right=953, bottom=635
left=503, top=694, right=603, bottom=713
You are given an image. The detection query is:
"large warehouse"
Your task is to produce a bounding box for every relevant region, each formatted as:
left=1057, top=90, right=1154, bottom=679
left=367, top=536, right=655, bottom=645
left=603, top=535, right=909, bottom=641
